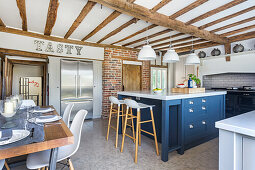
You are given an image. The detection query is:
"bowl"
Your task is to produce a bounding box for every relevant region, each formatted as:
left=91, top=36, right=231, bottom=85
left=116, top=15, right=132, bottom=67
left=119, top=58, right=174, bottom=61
left=153, top=89, right=162, bottom=94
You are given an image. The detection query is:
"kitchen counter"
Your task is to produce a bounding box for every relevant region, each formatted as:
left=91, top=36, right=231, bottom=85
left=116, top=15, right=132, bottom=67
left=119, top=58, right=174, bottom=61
left=118, top=90, right=226, bottom=162
left=216, top=110, right=255, bottom=170
left=118, top=90, right=226, bottom=100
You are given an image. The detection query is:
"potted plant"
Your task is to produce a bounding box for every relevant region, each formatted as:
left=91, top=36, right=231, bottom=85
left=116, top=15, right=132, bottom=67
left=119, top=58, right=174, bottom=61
left=188, top=74, right=201, bottom=88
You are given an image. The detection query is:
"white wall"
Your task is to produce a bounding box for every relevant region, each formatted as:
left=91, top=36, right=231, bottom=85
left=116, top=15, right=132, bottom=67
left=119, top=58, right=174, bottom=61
left=93, top=60, right=102, bottom=118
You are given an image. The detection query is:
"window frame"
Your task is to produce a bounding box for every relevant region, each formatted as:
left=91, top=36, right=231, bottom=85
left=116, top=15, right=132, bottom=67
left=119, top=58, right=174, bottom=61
left=150, top=67, right=168, bottom=90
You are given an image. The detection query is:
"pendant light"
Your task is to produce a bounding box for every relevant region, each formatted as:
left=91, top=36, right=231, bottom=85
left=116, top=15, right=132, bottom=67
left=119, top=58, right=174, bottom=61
left=138, top=25, right=156, bottom=61
left=185, top=36, right=200, bottom=65
left=162, top=34, right=179, bottom=63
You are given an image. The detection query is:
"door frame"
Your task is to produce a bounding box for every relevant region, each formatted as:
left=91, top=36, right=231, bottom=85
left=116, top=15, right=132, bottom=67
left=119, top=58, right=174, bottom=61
left=122, top=60, right=142, bottom=91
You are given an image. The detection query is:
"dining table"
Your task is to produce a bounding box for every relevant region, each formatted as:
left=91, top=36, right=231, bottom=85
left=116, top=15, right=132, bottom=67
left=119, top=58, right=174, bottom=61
left=0, top=106, right=74, bottom=170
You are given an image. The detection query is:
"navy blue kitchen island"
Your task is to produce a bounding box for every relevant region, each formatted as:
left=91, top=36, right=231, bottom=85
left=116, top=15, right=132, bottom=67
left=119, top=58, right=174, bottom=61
left=118, top=90, right=226, bottom=162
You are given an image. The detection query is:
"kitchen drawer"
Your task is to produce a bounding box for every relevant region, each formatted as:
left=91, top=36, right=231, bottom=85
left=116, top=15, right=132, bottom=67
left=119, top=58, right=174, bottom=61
left=184, top=118, right=210, bottom=144
left=184, top=97, right=208, bottom=107
left=184, top=105, right=208, bottom=122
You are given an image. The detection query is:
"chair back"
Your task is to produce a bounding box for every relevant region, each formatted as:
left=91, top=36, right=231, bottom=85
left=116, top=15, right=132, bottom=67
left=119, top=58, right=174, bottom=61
left=109, top=96, right=121, bottom=105
left=58, top=110, right=87, bottom=161
left=21, top=100, right=36, bottom=108
left=124, top=99, right=140, bottom=109
left=0, top=159, right=4, bottom=170
left=62, top=103, right=74, bottom=128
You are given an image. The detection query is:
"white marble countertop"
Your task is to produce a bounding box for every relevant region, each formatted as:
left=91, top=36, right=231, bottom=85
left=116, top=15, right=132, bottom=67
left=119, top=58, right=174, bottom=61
left=117, top=90, right=226, bottom=100
left=216, top=110, right=255, bottom=138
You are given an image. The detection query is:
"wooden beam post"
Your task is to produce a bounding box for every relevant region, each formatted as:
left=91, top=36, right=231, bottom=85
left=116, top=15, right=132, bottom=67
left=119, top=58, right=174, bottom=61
left=16, top=0, right=27, bottom=31
left=44, top=0, right=59, bottom=36
left=224, top=43, right=231, bottom=62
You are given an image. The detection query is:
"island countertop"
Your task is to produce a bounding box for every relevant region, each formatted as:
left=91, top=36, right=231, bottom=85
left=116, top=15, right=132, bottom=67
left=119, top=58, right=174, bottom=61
left=118, top=90, right=226, bottom=100
left=216, top=110, right=255, bottom=138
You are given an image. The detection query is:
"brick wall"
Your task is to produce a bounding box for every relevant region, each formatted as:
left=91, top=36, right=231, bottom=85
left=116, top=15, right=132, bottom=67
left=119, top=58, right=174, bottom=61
left=102, top=48, right=150, bottom=117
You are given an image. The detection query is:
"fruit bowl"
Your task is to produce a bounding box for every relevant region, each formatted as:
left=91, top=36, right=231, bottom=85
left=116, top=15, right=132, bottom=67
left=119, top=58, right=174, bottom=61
left=153, top=88, right=162, bottom=94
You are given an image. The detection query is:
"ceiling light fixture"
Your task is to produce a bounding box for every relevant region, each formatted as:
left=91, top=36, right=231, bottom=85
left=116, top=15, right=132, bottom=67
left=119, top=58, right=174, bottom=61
left=185, top=36, right=200, bottom=65
left=162, top=34, right=179, bottom=63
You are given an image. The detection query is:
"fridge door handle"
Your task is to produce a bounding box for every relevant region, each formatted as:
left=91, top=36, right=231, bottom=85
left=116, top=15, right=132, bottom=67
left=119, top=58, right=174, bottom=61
left=78, top=75, right=81, bottom=98
left=75, top=75, right=77, bottom=98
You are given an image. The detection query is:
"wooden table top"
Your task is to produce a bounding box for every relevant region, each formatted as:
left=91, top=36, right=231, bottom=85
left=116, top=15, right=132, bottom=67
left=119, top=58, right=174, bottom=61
left=0, top=106, right=74, bottom=159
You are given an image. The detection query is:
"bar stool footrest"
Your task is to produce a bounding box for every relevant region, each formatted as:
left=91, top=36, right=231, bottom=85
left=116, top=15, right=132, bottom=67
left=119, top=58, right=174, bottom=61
left=140, top=129, right=154, bottom=136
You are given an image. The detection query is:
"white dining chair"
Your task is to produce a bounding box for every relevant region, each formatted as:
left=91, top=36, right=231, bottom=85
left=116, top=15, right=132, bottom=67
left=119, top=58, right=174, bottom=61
left=26, top=110, right=88, bottom=170
left=0, top=159, right=10, bottom=170
left=20, top=100, right=36, bottom=108
left=62, top=103, right=74, bottom=128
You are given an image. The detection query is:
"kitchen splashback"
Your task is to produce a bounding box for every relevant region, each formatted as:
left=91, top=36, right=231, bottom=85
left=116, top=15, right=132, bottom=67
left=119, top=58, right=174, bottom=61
left=203, top=73, right=255, bottom=89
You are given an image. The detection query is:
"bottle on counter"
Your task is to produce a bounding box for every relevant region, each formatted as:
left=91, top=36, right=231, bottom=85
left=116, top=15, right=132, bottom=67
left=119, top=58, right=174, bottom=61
left=188, top=78, right=193, bottom=88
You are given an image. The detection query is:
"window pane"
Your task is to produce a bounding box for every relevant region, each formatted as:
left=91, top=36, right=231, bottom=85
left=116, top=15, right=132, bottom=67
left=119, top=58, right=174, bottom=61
left=162, top=70, right=167, bottom=89
left=157, top=70, right=161, bottom=88
left=152, top=69, right=156, bottom=89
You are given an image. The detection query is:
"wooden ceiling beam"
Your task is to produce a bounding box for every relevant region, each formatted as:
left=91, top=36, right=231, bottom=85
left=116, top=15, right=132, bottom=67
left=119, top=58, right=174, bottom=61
left=211, top=16, right=255, bottom=33
left=64, top=1, right=96, bottom=39
left=186, top=0, right=247, bottom=25
left=135, top=32, right=185, bottom=48
left=175, top=42, right=220, bottom=53
left=123, top=29, right=171, bottom=46
left=220, top=24, right=255, bottom=37
left=16, top=0, right=27, bottom=31
left=0, top=18, right=5, bottom=27
left=169, top=0, right=208, bottom=19
left=228, top=31, right=255, bottom=42
left=44, top=0, right=59, bottom=36
left=89, top=0, right=228, bottom=44
left=151, top=0, right=172, bottom=13
left=199, top=6, right=255, bottom=30
left=82, top=10, right=121, bottom=41
left=112, top=24, right=157, bottom=45
left=0, top=26, right=139, bottom=51
left=97, top=18, right=138, bottom=43
left=156, top=39, right=207, bottom=51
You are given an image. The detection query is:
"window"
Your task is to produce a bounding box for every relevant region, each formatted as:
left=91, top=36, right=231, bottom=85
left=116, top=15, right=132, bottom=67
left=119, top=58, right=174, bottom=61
left=151, top=67, right=167, bottom=90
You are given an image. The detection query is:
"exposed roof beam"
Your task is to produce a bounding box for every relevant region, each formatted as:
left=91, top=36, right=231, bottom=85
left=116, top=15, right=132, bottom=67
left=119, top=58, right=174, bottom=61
left=64, top=1, right=96, bottom=39
left=229, top=31, right=255, bottom=42
left=112, top=24, right=157, bottom=45
left=152, top=36, right=194, bottom=49
left=0, top=18, right=5, bottom=27
left=82, top=10, right=121, bottom=41
left=175, top=42, right=220, bottom=53
left=134, top=33, right=185, bottom=48
left=220, top=24, right=255, bottom=37
left=151, top=0, right=172, bottom=13
left=89, top=0, right=228, bottom=44
left=44, top=0, right=59, bottom=36
left=16, top=0, right=27, bottom=31
left=211, top=16, right=255, bottom=33
left=0, top=26, right=138, bottom=51
left=199, top=6, right=255, bottom=29
left=97, top=18, right=138, bottom=43
left=186, top=0, right=247, bottom=25
left=169, top=0, right=208, bottom=19
left=156, top=39, right=207, bottom=51
left=123, top=29, right=171, bottom=46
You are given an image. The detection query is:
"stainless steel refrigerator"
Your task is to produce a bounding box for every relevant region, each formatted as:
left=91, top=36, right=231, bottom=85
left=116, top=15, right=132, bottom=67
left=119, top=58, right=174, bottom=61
left=61, top=60, right=93, bottom=120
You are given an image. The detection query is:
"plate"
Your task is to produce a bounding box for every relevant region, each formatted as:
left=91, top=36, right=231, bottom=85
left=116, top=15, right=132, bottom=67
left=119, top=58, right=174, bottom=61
left=29, top=115, right=62, bottom=123
left=0, top=130, right=30, bottom=146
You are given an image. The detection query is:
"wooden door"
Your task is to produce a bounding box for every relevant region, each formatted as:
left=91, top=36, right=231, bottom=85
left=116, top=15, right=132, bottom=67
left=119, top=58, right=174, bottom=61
left=122, top=64, right=141, bottom=91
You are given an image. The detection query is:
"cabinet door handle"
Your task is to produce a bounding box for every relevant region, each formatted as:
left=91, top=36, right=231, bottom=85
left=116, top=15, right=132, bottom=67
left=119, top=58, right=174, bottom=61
left=202, top=121, right=206, bottom=125
left=189, top=125, right=194, bottom=129
left=189, top=109, right=194, bottom=112
left=202, top=106, right=206, bottom=110
left=189, top=101, right=194, bottom=104
left=202, top=99, right=206, bottom=103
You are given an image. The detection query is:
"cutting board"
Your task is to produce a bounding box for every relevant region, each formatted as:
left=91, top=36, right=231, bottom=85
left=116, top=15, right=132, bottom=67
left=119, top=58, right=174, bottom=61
left=172, top=88, right=205, bottom=94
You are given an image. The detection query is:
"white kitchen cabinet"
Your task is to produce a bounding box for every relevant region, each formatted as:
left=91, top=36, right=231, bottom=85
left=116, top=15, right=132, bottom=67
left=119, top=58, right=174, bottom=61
left=243, top=137, right=255, bottom=170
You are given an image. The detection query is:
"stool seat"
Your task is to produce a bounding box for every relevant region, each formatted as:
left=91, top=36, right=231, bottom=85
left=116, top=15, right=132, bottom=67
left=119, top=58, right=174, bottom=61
left=137, top=103, right=155, bottom=109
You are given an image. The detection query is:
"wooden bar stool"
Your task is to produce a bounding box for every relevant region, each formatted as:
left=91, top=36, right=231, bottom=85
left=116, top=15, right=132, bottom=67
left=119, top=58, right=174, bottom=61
left=106, top=96, right=135, bottom=148
left=121, top=99, right=159, bottom=163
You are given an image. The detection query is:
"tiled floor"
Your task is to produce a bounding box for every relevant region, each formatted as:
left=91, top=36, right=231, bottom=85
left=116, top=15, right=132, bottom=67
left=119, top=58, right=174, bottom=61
left=12, top=118, right=219, bottom=170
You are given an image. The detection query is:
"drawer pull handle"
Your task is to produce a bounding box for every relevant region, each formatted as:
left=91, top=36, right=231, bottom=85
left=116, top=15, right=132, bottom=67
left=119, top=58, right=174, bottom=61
left=202, top=121, right=206, bottom=125
left=189, top=109, right=194, bottom=112
left=189, top=101, right=194, bottom=104
left=202, top=99, right=206, bottom=103
left=189, top=125, right=194, bottom=129
left=202, top=106, right=206, bottom=110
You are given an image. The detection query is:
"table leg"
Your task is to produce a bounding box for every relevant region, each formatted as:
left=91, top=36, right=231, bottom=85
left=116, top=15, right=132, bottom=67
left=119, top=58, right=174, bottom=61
left=161, top=100, right=169, bottom=162
left=48, top=148, right=58, bottom=170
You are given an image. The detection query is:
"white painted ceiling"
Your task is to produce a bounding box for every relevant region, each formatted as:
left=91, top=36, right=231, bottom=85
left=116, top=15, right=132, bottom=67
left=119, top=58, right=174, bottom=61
left=0, top=0, right=254, bottom=50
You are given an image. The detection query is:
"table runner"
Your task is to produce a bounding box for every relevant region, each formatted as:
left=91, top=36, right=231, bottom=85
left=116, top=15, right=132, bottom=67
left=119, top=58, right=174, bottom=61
left=0, top=108, right=45, bottom=150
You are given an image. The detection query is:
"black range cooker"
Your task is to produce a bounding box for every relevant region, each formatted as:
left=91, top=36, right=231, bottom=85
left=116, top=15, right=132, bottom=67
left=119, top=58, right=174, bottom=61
left=211, top=86, right=255, bottom=118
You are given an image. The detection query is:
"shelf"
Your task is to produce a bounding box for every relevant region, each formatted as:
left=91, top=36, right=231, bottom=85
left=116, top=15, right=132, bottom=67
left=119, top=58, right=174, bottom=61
left=200, top=50, right=255, bottom=61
